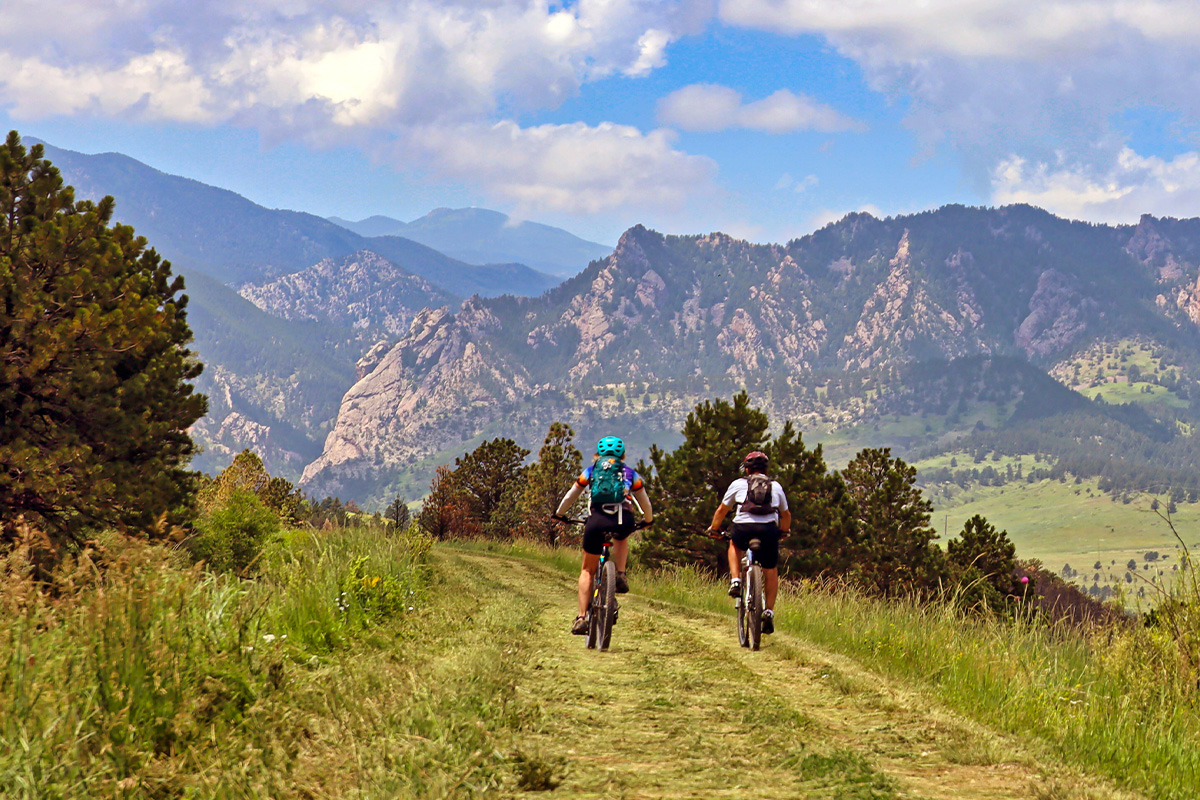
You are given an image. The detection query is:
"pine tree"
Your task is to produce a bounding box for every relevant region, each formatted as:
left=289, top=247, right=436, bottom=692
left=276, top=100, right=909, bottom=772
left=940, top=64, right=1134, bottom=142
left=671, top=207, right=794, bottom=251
left=0, top=132, right=206, bottom=549
left=200, top=450, right=303, bottom=525
left=387, top=495, right=411, bottom=532
left=768, top=422, right=860, bottom=577
left=453, top=437, right=530, bottom=538
left=639, top=392, right=771, bottom=571
left=639, top=392, right=849, bottom=576
left=946, top=514, right=1018, bottom=609
left=842, top=447, right=943, bottom=595
left=417, top=465, right=477, bottom=540
left=518, top=422, right=583, bottom=545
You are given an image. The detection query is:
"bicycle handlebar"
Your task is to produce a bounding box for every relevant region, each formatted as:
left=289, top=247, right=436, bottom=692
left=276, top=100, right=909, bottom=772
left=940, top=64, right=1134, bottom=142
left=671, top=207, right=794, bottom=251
left=551, top=514, right=654, bottom=529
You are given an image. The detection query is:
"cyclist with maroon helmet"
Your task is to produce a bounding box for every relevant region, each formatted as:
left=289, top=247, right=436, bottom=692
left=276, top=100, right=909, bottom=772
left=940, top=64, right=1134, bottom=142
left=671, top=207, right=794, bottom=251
left=555, top=435, right=653, bottom=635
left=705, top=451, right=790, bottom=634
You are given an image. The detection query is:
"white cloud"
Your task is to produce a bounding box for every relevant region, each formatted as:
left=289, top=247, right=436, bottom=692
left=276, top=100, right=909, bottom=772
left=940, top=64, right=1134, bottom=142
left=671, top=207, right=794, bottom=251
left=719, top=0, right=1200, bottom=59
left=775, top=173, right=818, bottom=192
left=626, top=29, right=673, bottom=76
left=719, top=0, right=1200, bottom=196
left=0, top=49, right=212, bottom=122
left=0, top=0, right=718, bottom=215
left=992, top=148, right=1200, bottom=223
left=657, top=83, right=864, bottom=133
left=396, top=120, right=717, bottom=215
left=0, top=1, right=713, bottom=126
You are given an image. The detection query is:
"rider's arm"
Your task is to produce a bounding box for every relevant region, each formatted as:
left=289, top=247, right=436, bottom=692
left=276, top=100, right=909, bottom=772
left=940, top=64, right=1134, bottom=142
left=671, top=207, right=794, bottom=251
left=776, top=482, right=791, bottom=533
left=631, top=486, right=653, bottom=523
left=555, top=483, right=584, bottom=517
left=707, top=501, right=733, bottom=532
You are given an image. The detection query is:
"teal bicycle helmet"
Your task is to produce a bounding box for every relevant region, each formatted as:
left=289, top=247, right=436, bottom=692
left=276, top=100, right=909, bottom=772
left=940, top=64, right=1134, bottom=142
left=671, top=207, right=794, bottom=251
left=597, top=436, right=625, bottom=457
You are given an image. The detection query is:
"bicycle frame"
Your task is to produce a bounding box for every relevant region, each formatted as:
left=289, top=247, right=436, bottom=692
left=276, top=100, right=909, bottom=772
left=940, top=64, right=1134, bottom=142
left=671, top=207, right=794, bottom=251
left=588, top=536, right=617, bottom=650
left=743, top=545, right=765, bottom=651
left=554, top=515, right=620, bottom=652
left=719, top=534, right=763, bottom=651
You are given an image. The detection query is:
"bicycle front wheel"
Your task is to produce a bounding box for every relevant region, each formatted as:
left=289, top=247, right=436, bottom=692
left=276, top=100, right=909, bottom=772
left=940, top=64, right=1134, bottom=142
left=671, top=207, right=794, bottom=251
left=586, top=574, right=601, bottom=649
left=736, top=595, right=748, bottom=648
left=747, top=564, right=763, bottom=651
left=597, top=560, right=617, bottom=651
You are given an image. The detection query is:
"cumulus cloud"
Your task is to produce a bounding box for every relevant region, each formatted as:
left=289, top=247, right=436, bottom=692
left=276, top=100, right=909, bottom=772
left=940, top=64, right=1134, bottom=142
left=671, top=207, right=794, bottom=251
left=719, top=0, right=1200, bottom=59
left=992, top=148, right=1200, bottom=223
left=657, top=83, right=864, bottom=133
left=0, top=0, right=712, bottom=126
left=0, top=0, right=717, bottom=213
left=0, top=49, right=212, bottom=122
left=395, top=120, right=716, bottom=215
left=719, top=0, right=1200, bottom=198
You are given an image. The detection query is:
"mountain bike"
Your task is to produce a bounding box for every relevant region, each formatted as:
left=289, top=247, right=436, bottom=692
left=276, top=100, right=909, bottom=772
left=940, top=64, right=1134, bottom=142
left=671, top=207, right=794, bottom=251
left=710, top=531, right=765, bottom=650
left=555, top=515, right=649, bottom=652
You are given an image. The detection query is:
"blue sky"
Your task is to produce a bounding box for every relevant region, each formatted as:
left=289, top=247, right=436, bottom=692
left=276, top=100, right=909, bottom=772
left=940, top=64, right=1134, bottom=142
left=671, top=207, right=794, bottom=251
left=3, top=1, right=1200, bottom=246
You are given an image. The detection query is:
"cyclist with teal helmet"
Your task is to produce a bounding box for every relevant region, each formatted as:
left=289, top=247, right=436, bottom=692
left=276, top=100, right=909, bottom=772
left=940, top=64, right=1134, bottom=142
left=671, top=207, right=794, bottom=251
left=555, top=435, right=653, bottom=635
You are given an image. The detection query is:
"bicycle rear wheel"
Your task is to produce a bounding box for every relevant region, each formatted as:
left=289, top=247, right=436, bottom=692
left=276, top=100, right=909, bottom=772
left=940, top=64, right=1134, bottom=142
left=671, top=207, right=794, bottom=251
left=747, top=564, right=763, bottom=651
left=597, top=560, right=617, bottom=651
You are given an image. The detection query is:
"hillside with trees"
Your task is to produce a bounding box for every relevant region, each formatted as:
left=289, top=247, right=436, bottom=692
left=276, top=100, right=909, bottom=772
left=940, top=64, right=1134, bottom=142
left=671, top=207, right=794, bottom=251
left=303, top=209, right=1200, bottom=504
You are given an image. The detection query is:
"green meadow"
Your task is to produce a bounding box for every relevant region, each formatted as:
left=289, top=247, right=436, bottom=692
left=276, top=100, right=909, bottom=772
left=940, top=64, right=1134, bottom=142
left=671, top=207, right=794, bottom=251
left=929, top=477, right=1193, bottom=594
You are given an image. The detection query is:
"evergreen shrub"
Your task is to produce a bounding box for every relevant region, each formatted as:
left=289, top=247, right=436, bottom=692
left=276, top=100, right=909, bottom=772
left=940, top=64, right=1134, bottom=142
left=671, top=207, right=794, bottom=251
left=190, top=489, right=281, bottom=574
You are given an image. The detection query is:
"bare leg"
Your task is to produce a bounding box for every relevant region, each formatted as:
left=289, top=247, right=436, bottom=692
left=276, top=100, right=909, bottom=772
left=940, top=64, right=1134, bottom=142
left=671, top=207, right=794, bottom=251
left=613, top=537, right=629, bottom=573
left=765, top=568, right=779, bottom=611
left=578, top=552, right=600, bottom=616
left=727, top=541, right=743, bottom=580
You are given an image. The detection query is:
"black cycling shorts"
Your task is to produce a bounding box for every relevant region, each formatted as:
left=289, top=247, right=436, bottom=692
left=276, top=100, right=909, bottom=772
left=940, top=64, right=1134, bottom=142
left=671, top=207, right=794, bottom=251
left=729, top=521, right=781, bottom=570
left=582, top=508, right=636, bottom=555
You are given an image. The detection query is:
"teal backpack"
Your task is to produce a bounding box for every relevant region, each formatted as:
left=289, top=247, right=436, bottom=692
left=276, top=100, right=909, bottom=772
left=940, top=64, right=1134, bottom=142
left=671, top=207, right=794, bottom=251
left=590, top=456, right=627, bottom=507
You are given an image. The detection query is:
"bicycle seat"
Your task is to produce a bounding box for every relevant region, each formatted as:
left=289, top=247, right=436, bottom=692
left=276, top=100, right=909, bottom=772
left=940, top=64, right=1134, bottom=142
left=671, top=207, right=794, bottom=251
left=747, top=537, right=763, bottom=552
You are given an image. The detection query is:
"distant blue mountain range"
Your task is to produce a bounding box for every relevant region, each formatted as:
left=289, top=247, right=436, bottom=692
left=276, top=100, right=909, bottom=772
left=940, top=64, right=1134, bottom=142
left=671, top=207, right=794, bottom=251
left=328, top=208, right=613, bottom=278
left=39, top=142, right=566, bottom=299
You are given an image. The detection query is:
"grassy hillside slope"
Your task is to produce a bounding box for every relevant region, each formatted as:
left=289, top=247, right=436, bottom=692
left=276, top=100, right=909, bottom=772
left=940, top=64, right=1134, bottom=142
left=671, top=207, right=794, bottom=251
left=6, top=530, right=1190, bottom=798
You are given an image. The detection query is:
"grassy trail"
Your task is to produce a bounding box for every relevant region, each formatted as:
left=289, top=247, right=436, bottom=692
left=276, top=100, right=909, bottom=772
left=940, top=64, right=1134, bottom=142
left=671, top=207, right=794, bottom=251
left=442, top=548, right=1140, bottom=800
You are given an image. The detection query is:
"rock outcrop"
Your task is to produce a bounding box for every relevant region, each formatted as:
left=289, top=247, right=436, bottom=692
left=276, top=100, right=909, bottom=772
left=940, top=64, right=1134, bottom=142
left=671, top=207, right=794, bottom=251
left=300, top=306, right=531, bottom=497
left=296, top=206, right=1200, bottom=501
left=240, top=250, right=455, bottom=337
left=1014, top=270, right=1095, bottom=358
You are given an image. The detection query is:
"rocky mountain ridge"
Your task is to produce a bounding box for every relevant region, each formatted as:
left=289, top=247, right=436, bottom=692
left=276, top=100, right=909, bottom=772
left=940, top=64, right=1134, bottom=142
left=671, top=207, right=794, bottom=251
left=239, top=250, right=457, bottom=338
left=299, top=205, right=1200, bottom=501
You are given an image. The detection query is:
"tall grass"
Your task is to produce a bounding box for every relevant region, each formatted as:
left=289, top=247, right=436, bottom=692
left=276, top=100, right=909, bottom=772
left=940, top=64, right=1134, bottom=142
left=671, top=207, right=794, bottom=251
left=774, top=583, right=1199, bottom=799
left=261, top=527, right=432, bottom=653
left=0, top=525, right=432, bottom=799
left=483, top=539, right=1200, bottom=799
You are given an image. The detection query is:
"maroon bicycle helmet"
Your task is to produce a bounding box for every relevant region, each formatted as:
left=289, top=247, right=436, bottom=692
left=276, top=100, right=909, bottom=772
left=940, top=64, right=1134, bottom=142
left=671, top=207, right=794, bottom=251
left=742, top=451, right=769, bottom=472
